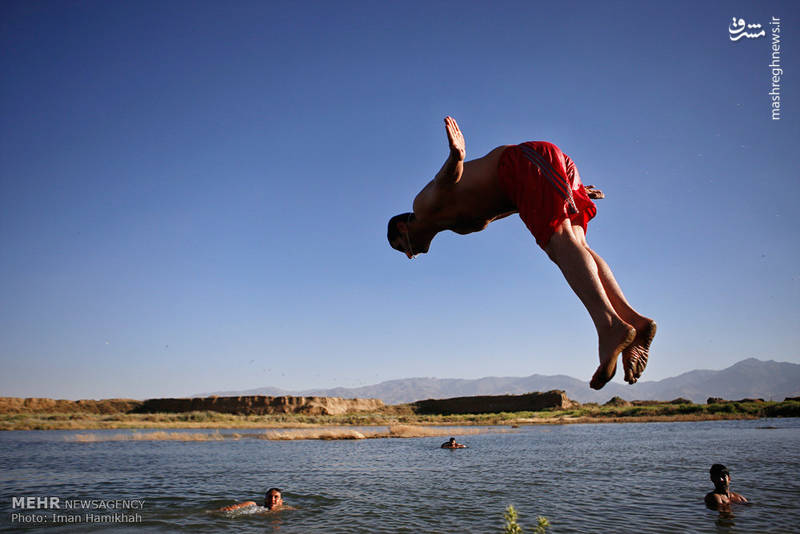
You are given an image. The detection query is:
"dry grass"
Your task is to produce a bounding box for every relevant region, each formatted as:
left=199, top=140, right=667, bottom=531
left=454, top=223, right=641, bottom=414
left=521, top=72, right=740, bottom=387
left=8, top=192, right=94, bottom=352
left=0, top=411, right=400, bottom=431
left=7, top=400, right=798, bottom=432
left=263, top=424, right=494, bottom=440
left=512, top=414, right=762, bottom=425
left=386, top=424, right=488, bottom=438
left=71, top=431, right=226, bottom=442
left=263, top=428, right=369, bottom=440
left=67, top=425, right=500, bottom=443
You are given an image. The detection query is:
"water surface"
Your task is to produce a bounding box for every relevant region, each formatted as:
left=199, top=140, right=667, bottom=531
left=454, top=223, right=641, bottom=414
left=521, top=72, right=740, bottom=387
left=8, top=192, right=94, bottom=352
left=2, top=419, right=799, bottom=533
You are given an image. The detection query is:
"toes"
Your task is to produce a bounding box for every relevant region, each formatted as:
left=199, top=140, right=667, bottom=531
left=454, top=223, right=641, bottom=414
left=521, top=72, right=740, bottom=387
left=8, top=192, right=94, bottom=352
left=590, top=376, right=606, bottom=390
left=623, top=350, right=645, bottom=384
left=590, top=364, right=616, bottom=390
left=624, top=365, right=637, bottom=384
left=624, top=365, right=635, bottom=384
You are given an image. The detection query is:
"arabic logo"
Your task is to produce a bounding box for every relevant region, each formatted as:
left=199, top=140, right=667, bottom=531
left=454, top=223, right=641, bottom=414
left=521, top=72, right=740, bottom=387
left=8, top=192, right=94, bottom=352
left=729, top=17, right=765, bottom=41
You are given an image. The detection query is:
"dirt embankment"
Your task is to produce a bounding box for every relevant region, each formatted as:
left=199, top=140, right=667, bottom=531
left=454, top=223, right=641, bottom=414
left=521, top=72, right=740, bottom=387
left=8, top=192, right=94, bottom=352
left=2, top=391, right=580, bottom=417
left=135, top=396, right=385, bottom=416
left=0, top=396, right=384, bottom=416
left=410, top=390, right=577, bottom=415
left=0, top=397, right=142, bottom=414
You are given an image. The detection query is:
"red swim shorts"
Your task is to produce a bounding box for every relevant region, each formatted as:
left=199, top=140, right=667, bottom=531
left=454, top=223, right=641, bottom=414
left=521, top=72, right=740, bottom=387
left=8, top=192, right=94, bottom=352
left=497, top=141, right=597, bottom=249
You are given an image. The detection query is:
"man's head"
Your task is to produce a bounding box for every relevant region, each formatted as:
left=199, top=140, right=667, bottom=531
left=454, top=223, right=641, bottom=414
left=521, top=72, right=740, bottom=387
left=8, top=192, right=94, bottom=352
left=388, top=212, right=416, bottom=259
left=265, top=488, right=283, bottom=510
left=388, top=212, right=435, bottom=259
left=710, top=464, right=731, bottom=491
left=449, top=437, right=456, bottom=444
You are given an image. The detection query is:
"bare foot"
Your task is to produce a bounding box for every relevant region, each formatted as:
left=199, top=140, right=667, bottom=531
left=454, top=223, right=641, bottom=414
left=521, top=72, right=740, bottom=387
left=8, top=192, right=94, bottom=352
left=622, top=320, right=657, bottom=384
left=589, top=323, right=636, bottom=390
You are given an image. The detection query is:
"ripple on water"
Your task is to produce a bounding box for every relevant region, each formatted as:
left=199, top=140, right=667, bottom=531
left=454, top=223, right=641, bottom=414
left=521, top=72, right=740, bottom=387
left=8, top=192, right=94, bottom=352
left=1, top=420, right=799, bottom=533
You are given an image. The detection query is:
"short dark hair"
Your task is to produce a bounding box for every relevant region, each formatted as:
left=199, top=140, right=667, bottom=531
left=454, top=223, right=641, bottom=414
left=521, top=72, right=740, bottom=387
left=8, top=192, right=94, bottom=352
left=387, top=212, right=414, bottom=247
left=710, top=464, right=729, bottom=478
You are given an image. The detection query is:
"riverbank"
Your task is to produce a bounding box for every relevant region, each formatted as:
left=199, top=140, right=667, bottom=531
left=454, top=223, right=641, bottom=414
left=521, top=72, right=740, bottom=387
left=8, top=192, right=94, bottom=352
left=3, top=399, right=797, bottom=431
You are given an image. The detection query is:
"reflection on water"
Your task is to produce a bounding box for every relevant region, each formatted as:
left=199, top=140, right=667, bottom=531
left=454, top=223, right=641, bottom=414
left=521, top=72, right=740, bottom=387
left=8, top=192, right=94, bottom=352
left=1, top=419, right=799, bottom=533
left=714, top=509, right=737, bottom=530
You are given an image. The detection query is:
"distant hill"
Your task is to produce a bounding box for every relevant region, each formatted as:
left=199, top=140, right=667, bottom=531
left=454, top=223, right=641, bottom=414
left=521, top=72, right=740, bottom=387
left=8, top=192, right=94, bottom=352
left=199, top=358, right=800, bottom=405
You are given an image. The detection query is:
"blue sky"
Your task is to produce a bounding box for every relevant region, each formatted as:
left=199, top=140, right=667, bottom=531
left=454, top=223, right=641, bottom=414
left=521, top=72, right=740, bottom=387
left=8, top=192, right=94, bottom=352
left=1, top=0, right=798, bottom=399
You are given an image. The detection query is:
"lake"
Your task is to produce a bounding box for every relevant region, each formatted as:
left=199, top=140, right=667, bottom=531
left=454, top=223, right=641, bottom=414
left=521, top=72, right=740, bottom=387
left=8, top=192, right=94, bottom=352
left=1, top=419, right=799, bottom=533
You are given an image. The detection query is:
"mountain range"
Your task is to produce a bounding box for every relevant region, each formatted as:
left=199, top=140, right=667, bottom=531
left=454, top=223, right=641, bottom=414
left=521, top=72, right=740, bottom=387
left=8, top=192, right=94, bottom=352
left=198, top=358, right=800, bottom=405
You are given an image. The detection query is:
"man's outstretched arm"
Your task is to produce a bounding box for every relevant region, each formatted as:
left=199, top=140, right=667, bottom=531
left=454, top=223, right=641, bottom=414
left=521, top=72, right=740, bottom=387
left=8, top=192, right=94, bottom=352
left=434, top=116, right=465, bottom=185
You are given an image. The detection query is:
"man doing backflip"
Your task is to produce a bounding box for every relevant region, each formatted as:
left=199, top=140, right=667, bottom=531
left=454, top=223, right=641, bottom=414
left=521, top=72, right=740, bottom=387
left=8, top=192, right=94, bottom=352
left=387, top=117, right=656, bottom=389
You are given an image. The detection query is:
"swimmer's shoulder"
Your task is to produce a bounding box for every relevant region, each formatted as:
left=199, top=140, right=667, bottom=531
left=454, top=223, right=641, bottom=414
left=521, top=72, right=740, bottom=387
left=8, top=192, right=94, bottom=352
left=730, top=492, right=747, bottom=504
left=704, top=492, right=723, bottom=507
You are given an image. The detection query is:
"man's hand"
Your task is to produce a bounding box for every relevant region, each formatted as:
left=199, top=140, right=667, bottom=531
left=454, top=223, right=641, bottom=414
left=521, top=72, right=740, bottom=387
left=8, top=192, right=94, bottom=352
left=445, top=116, right=465, bottom=162
left=585, top=185, right=604, bottom=199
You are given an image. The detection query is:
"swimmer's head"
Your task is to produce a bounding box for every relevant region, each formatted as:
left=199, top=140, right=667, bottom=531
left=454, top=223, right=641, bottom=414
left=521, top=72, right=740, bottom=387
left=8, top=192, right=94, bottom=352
left=710, top=464, right=730, bottom=490
left=710, top=464, right=729, bottom=478
left=449, top=437, right=456, bottom=444
left=265, top=488, right=283, bottom=510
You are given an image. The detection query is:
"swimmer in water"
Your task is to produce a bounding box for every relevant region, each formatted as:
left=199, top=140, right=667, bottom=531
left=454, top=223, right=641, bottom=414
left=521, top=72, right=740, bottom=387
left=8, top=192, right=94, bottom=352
left=441, top=437, right=467, bottom=449
left=218, top=487, right=291, bottom=513
left=705, top=464, right=747, bottom=511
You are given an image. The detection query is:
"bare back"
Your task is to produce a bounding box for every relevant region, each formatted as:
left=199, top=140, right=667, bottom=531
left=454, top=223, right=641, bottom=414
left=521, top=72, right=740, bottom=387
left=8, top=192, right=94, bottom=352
left=413, top=146, right=516, bottom=234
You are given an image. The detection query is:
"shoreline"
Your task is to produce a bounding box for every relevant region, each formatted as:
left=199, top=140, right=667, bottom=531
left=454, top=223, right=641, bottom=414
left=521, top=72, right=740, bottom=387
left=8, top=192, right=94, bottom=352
left=2, top=399, right=797, bottom=431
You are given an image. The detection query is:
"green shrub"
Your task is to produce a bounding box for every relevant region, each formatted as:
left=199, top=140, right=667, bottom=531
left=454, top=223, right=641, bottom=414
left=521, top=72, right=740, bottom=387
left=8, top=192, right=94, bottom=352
left=765, top=401, right=800, bottom=417
left=503, top=505, right=549, bottom=534
left=503, top=505, right=523, bottom=534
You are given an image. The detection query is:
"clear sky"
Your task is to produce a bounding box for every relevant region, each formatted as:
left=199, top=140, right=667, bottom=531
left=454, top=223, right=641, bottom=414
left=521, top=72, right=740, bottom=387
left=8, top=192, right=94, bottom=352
left=1, top=0, right=798, bottom=400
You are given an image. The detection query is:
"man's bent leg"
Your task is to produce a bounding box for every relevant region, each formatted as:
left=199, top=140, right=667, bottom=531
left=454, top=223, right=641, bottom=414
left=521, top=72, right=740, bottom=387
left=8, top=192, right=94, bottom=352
left=544, top=219, right=635, bottom=389
left=570, top=226, right=657, bottom=384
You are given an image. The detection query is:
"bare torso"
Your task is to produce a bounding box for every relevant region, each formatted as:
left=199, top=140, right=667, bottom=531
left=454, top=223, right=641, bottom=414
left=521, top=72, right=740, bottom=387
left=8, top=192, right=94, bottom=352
left=705, top=491, right=747, bottom=509
left=412, top=145, right=517, bottom=234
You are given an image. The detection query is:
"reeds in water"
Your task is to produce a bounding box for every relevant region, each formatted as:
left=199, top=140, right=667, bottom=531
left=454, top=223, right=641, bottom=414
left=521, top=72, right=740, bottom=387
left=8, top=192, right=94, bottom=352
left=263, top=428, right=368, bottom=440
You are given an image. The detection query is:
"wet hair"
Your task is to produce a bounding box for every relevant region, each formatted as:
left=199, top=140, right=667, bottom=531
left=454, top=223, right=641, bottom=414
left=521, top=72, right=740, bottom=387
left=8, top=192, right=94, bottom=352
left=387, top=212, right=414, bottom=248
left=264, top=487, right=282, bottom=506
left=710, top=464, right=729, bottom=479
left=449, top=437, right=456, bottom=442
